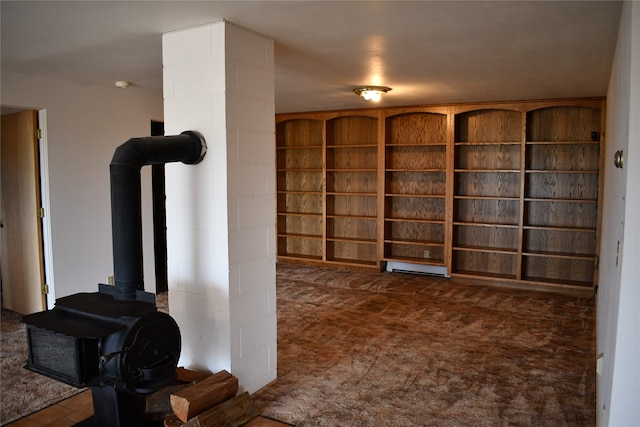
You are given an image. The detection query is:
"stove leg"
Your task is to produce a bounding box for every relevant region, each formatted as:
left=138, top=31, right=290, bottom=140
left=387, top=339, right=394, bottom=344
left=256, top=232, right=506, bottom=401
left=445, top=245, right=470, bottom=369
left=89, top=386, right=143, bottom=427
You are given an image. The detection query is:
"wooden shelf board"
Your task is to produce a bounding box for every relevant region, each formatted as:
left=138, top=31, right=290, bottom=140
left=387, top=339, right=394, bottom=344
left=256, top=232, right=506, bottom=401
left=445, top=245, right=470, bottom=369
left=386, top=143, right=447, bottom=147
left=277, top=254, right=322, bottom=261
left=454, top=196, right=520, bottom=201
left=521, top=275, right=594, bottom=288
left=277, top=212, right=322, bottom=217
left=453, top=245, right=518, bottom=254
left=326, top=192, right=377, bottom=196
left=327, top=214, right=377, bottom=220
left=524, top=198, right=598, bottom=204
left=454, top=169, right=521, bottom=173
left=327, top=236, right=377, bottom=244
left=522, top=250, right=595, bottom=260
left=385, top=193, right=446, bottom=198
left=523, top=225, right=597, bottom=232
left=525, top=140, right=599, bottom=145
left=384, top=239, right=444, bottom=247
left=451, top=270, right=518, bottom=281
left=383, top=256, right=445, bottom=265
left=525, top=169, right=599, bottom=174
left=450, top=274, right=595, bottom=296
left=385, top=218, right=445, bottom=224
left=276, top=145, right=322, bottom=150
left=277, top=168, right=323, bottom=172
left=455, top=141, right=521, bottom=146
left=326, top=258, right=379, bottom=267
left=453, top=221, right=519, bottom=228
left=326, top=168, right=377, bottom=172
left=277, top=191, right=322, bottom=195
left=277, top=233, right=322, bottom=240
left=326, top=144, right=378, bottom=148
left=385, top=168, right=445, bottom=172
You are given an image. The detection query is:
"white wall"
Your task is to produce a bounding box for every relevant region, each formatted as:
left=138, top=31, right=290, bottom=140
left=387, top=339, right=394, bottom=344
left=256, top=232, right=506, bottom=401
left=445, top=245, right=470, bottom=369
left=0, top=72, right=163, bottom=300
left=163, top=21, right=277, bottom=394
left=598, top=1, right=640, bottom=425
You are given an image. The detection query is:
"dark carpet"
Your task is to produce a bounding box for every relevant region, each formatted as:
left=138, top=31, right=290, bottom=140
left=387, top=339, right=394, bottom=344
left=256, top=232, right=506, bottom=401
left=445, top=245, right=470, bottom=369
left=251, top=263, right=596, bottom=426
left=2, top=265, right=595, bottom=426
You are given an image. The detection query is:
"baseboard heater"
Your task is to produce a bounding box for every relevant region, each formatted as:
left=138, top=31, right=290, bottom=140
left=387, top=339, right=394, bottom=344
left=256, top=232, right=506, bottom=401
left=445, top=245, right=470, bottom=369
left=386, top=261, right=449, bottom=278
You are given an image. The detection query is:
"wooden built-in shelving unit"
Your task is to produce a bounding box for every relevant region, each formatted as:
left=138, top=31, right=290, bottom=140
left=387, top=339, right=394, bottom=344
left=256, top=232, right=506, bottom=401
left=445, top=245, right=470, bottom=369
left=521, top=106, right=602, bottom=287
left=325, top=115, right=379, bottom=267
left=383, top=109, right=448, bottom=267
left=451, top=108, right=523, bottom=280
left=275, top=98, right=605, bottom=294
left=276, top=118, right=323, bottom=262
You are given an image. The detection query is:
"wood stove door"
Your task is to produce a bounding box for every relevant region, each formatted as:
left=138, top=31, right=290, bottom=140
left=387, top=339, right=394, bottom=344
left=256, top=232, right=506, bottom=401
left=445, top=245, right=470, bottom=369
left=0, top=110, right=46, bottom=314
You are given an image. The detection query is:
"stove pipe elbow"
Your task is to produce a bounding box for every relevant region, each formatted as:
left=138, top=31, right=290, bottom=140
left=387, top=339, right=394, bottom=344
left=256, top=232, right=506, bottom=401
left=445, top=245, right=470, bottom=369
left=110, top=131, right=206, bottom=301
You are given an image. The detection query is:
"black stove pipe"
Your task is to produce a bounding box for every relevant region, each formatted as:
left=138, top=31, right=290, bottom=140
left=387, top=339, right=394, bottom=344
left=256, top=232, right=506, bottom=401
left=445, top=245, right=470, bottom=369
left=110, top=130, right=206, bottom=301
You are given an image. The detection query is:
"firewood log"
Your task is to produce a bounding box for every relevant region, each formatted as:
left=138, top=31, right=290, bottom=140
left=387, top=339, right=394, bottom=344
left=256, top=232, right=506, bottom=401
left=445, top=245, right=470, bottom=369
left=183, top=392, right=258, bottom=427
left=176, top=367, right=212, bottom=383
left=145, top=383, right=193, bottom=415
left=170, top=370, right=238, bottom=422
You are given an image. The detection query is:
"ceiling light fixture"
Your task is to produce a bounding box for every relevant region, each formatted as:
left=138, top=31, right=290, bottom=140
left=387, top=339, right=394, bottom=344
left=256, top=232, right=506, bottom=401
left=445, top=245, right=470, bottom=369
left=115, top=80, right=132, bottom=89
left=353, top=86, right=392, bottom=102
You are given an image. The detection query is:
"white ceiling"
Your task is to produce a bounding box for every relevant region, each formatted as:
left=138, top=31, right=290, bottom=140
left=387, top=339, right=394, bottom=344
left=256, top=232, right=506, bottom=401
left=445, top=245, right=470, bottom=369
left=0, top=1, right=622, bottom=114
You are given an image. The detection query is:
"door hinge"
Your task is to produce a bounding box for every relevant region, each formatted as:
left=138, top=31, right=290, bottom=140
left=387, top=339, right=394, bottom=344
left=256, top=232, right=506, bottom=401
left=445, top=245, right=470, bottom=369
left=35, top=128, right=42, bottom=139
left=37, top=207, right=45, bottom=218
left=41, top=284, right=49, bottom=295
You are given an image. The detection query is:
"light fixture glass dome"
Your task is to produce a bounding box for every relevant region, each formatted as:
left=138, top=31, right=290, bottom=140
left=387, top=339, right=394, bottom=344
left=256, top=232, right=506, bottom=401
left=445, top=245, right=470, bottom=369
left=353, top=86, right=392, bottom=102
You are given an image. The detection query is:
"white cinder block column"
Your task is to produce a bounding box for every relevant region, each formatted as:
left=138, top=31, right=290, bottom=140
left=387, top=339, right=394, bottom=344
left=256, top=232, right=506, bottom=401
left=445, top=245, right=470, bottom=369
left=162, top=21, right=276, bottom=393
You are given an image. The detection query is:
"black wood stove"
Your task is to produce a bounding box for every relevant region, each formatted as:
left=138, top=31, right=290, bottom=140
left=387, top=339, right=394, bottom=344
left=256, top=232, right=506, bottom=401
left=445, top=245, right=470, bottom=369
left=22, top=131, right=207, bottom=426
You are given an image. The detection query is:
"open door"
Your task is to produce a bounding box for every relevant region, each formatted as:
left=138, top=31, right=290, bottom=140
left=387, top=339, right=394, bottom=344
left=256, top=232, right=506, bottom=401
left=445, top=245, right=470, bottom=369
left=1, top=110, right=46, bottom=314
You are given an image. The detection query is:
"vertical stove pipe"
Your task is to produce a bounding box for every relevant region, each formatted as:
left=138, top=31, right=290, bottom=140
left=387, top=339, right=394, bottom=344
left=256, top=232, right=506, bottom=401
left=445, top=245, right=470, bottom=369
left=110, top=131, right=206, bottom=301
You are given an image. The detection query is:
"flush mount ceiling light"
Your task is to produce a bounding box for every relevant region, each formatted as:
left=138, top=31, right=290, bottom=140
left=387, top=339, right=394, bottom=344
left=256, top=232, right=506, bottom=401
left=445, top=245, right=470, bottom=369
left=115, top=80, right=132, bottom=89
left=353, top=86, right=392, bottom=102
